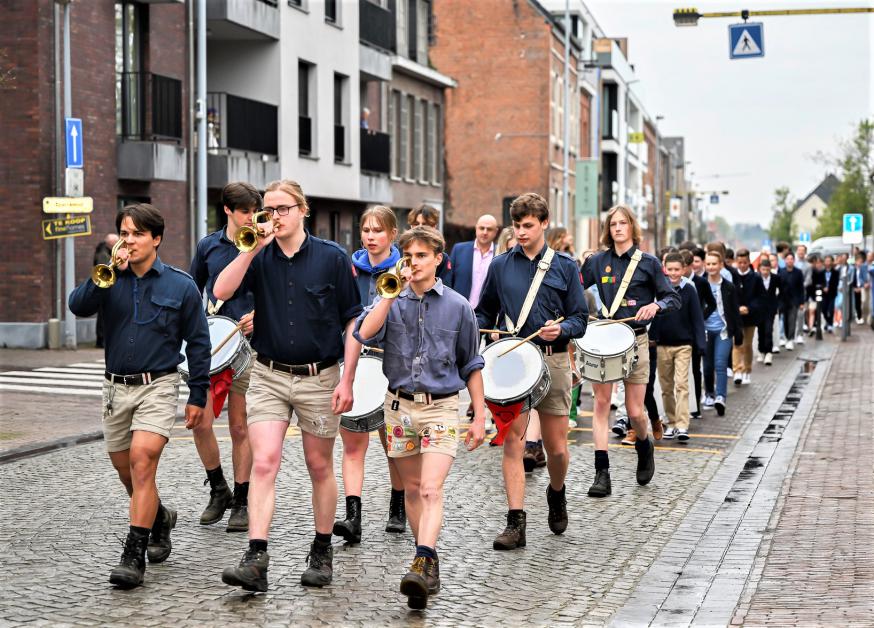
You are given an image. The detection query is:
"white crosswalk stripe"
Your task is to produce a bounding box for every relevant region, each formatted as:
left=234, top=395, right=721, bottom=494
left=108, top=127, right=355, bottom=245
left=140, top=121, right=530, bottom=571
left=0, top=360, right=189, bottom=398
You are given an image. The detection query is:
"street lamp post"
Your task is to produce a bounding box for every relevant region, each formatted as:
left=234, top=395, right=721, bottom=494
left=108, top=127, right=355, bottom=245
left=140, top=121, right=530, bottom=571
left=654, top=114, right=664, bottom=252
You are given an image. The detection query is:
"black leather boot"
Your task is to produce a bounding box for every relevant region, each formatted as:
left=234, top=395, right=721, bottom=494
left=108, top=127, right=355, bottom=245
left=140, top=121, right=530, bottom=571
left=110, top=530, right=149, bottom=589
left=332, top=496, right=362, bottom=544
left=385, top=489, right=406, bottom=533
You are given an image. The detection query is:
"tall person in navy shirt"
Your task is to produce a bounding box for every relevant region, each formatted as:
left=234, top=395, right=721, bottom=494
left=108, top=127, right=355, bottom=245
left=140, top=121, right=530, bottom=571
left=69, top=204, right=210, bottom=589
left=189, top=182, right=260, bottom=533
left=214, top=180, right=362, bottom=592
left=334, top=205, right=408, bottom=542
left=582, top=205, right=680, bottom=497
left=475, top=193, right=588, bottom=550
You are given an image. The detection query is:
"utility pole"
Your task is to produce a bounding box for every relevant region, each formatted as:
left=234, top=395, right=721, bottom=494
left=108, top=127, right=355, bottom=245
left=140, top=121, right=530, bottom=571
left=196, top=0, right=207, bottom=242
left=562, top=0, right=571, bottom=228
left=654, top=114, right=663, bottom=251
left=60, top=0, right=76, bottom=349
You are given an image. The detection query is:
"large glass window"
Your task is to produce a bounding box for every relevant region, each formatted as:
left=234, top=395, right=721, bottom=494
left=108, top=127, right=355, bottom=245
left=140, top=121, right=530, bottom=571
left=115, top=2, right=142, bottom=137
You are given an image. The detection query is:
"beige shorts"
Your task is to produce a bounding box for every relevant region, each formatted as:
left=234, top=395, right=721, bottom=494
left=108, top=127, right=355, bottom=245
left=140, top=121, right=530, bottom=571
left=384, top=393, right=460, bottom=458
left=625, top=333, right=650, bottom=385
left=533, top=352, right=574, bottom=416
left=245, top=360, right=341, bottom=438
left=229, top=354, right=255, bottom=396
left=101, top=373, right=181, bottom=452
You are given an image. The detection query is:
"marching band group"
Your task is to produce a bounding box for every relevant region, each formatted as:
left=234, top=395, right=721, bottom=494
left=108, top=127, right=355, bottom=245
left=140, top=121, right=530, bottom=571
left=69, top=179, right=676, bottom=610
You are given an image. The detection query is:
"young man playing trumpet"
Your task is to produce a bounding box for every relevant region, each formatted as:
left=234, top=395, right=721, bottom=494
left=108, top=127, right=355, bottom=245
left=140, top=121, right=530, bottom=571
left=70, top=204, right=211, bottom=588
left=355, top=225, right=486, bottom=609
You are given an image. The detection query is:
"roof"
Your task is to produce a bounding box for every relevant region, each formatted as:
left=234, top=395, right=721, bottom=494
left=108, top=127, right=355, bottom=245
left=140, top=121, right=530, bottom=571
left=798, top=173, right=841, bottom=207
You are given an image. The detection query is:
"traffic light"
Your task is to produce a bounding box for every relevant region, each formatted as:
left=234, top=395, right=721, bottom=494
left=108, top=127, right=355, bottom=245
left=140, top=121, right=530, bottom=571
left=673, top=7, right=701, bottom=26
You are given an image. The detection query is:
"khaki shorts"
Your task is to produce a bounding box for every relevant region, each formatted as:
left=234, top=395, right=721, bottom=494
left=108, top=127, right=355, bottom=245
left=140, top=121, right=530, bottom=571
left=245, top=360, right=341, bottom=438
left=384, top=393, right=460, bottom=458
left=533, top=352, right=574, bottom=416
left=101, top=373, right=181, bottom=452
left=625, top=333, right=650, bottom=385
left=229, top=355, right=255, bottom=396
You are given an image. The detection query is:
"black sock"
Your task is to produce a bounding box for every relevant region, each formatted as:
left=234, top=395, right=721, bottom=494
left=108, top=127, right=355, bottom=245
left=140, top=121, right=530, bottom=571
left=314, top=532, right=332, bottom=546
left=129, top=525, right=150, bottom=540
left=595, top=450, right=610, bottom=471
left=635, top=437, right=651, bottom=452
left=234, top=482, right=249, bottom=501
left=415, top=545, right=437, bottom=559
left=525, top=440, right=538, bottom=447
left=206, top=466, right=225, bottom=488
left=249, top=539, right=268, bottom=553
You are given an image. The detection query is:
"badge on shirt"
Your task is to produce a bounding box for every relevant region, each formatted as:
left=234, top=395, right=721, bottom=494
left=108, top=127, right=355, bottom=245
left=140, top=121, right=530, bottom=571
left=605, top=265, right=611, bottom=273
left=626, top=299, right=637, bottom=306
left=601, top=276, right=616, bottom=284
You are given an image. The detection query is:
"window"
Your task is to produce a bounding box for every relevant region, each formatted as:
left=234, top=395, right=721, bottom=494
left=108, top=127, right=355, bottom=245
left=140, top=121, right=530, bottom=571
left=298, top=61, right=316, bottom=156
left=115, top=2, right=143, bottom=137
left=410, top=96, right=420, bottom=180
left=433, top=103, right=443, bottom=184
left=416, top=0, right=428, bottom=64
left=396, top=0, right=408, bottom=58
left=333, top=73, right=347, bottom=162
left=425, top=102, right=435, bottom=182
left=389, top=90, right=402, bottom=177
left=811, top=208, right=817, bottom=218
left=325, top=0, right=338, bottom=23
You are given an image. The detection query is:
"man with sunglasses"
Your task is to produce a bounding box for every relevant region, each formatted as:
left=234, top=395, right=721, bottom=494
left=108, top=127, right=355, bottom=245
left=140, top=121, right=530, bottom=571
left=214, top=179, right=362, bottom=593
left=188, top=182, right=260, bottom=532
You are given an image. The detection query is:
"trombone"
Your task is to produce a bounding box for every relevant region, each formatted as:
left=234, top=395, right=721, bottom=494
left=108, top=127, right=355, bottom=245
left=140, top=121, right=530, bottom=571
left=375, top=256, right=412, bottom=299
left=91, top=240, right=127, bottom=288
left=234, top=211, right=271, bottom=252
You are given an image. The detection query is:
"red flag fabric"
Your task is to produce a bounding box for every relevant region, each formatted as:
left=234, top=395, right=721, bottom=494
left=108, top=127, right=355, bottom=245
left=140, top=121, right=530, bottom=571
left=210, top=369, right=234, bottom=418
left=485, top=399, right=525, bottom=446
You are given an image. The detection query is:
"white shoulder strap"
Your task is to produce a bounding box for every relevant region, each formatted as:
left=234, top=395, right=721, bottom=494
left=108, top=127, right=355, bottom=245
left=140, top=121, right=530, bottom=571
left=505, top=247, right=556, bottom=334
left=600, top=249, right=643, bottom=319
left=207, top=299, right=224, bottom=316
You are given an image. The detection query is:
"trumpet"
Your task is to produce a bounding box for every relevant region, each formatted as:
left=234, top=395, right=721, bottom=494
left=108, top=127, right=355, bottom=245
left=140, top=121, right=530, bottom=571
left=375, top=256, right=412, bottom=299
left=91, top=240, right=127, bottom=288
left=234, top=211, right=271, bottom=252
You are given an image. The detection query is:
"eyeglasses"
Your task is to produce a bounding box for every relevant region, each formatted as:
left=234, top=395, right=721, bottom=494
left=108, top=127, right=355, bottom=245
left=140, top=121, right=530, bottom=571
left=263, top=204, right=299, bottom=216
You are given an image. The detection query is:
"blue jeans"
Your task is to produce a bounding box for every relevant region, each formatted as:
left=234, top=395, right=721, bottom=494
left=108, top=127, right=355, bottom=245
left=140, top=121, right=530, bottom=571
left=704, top=330, right=732, bottom=398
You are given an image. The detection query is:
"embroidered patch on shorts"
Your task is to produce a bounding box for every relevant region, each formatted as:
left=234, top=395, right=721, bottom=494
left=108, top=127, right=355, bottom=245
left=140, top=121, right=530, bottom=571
left=392, top=425, right=405, bottom=438
left=404, top=441, right=415, bottom=451
left=401, top=414, right=412, bottom=427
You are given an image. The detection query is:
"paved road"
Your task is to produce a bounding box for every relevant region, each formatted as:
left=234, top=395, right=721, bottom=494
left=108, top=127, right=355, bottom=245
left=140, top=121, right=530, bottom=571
left=0, top=332, right=859, bottom=626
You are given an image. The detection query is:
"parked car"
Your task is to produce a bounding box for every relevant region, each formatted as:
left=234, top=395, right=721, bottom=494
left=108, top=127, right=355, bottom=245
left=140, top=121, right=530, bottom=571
left=808, top=235, right=872, bottom=257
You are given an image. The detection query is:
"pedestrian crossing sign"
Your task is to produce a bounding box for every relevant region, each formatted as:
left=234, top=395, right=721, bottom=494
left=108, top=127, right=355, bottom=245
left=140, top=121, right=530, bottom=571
left=729, top=22, right=764, bottom=59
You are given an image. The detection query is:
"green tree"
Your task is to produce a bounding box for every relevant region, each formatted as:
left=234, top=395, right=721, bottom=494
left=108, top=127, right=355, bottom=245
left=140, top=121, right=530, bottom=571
left=814, top=119, right=873, bottom=239
left=769, top=186, right=796, bottom=243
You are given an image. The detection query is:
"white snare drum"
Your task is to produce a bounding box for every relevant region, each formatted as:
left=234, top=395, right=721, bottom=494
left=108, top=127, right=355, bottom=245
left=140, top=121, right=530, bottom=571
left=339, top=354, right=389, bottom=432
left=481, top=338, right=551, bottom=412
left=179, top=315, right=252, bottom=381
left=574, top=321, right=638, bottom=383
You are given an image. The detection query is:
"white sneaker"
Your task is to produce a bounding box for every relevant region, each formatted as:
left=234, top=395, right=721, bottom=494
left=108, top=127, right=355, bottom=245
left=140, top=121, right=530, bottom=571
left=727, top=367, right=734, bottom=378
left=662, top=427, right=678, bottom=440
left=857, top=318, right=864, bottom=325
left=756, top=354, right=764, bottom=363
left=703, top=394, right=715, bottom=408
left=734, top=373, right=743, bottom=386
left=677, top=429, right=690, bottom=442
left=742, top=373, right=751, bottom=385
left=764, top=353, right=773, bottom=365
left=779, top=338, right=786, bottom=348
left=773, top=346, right=780, bottom=354
left=786, top=340, right=795, bottom=351
left=796, top=334, right=805, bottom=344
left=714, top=396, right=726, bottom=416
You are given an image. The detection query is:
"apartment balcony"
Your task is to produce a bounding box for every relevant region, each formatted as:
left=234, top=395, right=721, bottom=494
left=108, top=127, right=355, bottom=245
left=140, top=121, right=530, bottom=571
left=359, top=0, right=394, bottom=52
left=360, top=129, right=390, bottom=175
left=206, top=92, right=279, bottom=189
left=207, top=0, right=279, bottom=40
left=117, top=72, right=186, bottom=181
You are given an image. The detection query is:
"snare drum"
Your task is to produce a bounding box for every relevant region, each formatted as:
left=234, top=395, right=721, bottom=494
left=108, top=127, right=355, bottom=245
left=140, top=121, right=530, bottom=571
left=481, top=338, right=551, bottom=412
left=574, top=321, right=637, bottom=383
left=179, top=315, right=252, bottom=381
left=339, top=354, right=389, bottom=432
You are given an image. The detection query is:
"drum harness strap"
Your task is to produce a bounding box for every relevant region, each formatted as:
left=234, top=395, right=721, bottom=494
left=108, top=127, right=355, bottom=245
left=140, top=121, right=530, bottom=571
left=207, top=299, right=225, bottom=316
left=600, top=249, right=642, bottom=319
left=502, top=247, right=556, bottom=437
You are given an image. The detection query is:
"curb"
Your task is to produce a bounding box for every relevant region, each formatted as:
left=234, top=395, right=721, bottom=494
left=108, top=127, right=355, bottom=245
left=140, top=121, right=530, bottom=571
left=0, top=430, right=104, bottom=465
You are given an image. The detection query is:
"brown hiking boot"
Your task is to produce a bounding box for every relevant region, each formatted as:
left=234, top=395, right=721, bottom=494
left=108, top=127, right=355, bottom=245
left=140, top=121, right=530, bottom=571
left=650, top=417, right=664, bottom=441
left=621, top=427, right=637, bottom=446
left=399, top=556, right=439, bottom=610
left=493, top=510, right=527, bottom=550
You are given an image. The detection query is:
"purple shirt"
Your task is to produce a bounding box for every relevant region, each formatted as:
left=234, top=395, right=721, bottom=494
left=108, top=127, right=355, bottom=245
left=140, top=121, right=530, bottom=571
left=468, top=243, right=495, bottom=308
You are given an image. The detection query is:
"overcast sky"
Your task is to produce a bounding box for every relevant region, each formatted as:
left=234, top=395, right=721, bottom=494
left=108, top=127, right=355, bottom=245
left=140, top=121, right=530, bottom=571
left=586, top=0, right=873, bottom=228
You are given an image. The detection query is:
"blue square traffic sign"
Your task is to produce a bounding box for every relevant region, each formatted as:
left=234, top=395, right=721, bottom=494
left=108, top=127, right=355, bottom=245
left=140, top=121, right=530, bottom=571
left=65, top=118, right=83, bottom=169
left=729, top=22, right=764, bottom=59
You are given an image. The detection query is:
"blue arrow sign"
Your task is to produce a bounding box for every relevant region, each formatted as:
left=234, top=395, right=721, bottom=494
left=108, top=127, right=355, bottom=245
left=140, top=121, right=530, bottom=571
left=843, top=213, right=863, bottom=233
left=729, top=22, right=764, bottom=59
left=65, top=118, right=83, bottom=169
left=710, top=194, right=719, bottom=204
left=798, top=231, right=811, bottom=243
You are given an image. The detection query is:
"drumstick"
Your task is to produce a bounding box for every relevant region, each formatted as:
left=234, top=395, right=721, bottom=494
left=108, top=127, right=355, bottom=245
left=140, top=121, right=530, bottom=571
left=497, top=317, right=565, bottom=358
left=366, top=346, right=385, bottom=353
left=211, top=321, right=246, bottom=357
left=588, top=315, right=637, bottom=324
left=479, top=329, right=513, bottom=335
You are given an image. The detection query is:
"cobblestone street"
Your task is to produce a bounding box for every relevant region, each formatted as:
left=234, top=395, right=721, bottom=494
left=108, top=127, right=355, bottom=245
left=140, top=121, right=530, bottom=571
left=2, top=330, right=863, bottom=626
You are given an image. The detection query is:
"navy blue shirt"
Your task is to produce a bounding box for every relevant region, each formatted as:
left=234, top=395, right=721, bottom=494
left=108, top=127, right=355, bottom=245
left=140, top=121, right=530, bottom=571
left=68, top=257, right=210, bottom=408
left=475, top=244, right=588, bottom=350
left=582, top=245, right=680, bottom=330
left=190, top=228, right=255, bottom=321
left=241, top=233, right=363, bottom=364
left=649, top=282, right=706, bottom=352
left=354, top=279, right=484, bottom=394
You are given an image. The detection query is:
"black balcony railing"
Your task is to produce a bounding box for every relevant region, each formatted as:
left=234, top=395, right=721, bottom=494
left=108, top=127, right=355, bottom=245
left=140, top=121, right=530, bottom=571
left=334, top=124, right=345, bottom=162
left=118, top=72, right=182, bottom=141
left=206, top=93, right=277, bottom=155
left=257, top=0, right=279, bottom=6
left=299, top=116, right=312, bottom=155
left=359, top=0, right=394, bottom=52
left=361, top=128, right=390, bottom=175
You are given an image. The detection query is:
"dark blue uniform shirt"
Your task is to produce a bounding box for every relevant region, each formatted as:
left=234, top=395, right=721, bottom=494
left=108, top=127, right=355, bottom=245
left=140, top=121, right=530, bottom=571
left=475, top=244, right=588, bottom=350
left=242, top=233, right=362, bottom=364
left=68, top=257, right=211, bottom=408
left=582, top=245, right=680, bottom=330
left=189, top=228, right=255, bottom=321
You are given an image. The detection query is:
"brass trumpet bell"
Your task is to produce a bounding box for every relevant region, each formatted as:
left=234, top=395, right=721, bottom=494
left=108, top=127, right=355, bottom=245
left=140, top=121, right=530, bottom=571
left=375, top=256, right=412, bottom=299
left=90, top=240, right=127, bottom=288
left=234, top=211, right=271, bottom=252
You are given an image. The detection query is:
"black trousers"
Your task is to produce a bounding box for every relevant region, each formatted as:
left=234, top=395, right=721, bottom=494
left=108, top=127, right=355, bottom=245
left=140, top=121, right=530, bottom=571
left=644, top=343, right=659, bottom=422
left=757, top=314, right=774, bottom=354
left=853, top=290, right=863, bottom=320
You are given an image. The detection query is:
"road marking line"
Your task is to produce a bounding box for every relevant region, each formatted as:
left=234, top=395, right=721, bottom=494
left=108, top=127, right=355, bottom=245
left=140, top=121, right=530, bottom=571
left=1, top=371, right=109, bottom=381
left=0, top=384, right=100, bottom=396
left=568, top=441, right=724, bottom=455
left=34, top=367, right=112, bottom=374
left=568, top=427, right=737, bottom=440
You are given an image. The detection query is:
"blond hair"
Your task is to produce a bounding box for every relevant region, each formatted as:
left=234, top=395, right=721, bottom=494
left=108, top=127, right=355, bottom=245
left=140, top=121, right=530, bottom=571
left=495, top=227, right=516, bottom=255
left=398, top=225, right=445, bottom=255
left=600, top=204, right=642, bottom=249
left=265, top=179, right=309, bottom=216
left=360, top=205, right=398, bottom=235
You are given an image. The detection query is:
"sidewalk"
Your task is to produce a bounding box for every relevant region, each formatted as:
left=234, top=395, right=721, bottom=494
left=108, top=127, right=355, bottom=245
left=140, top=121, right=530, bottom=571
left=735, top=327, right=874, bottom=625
